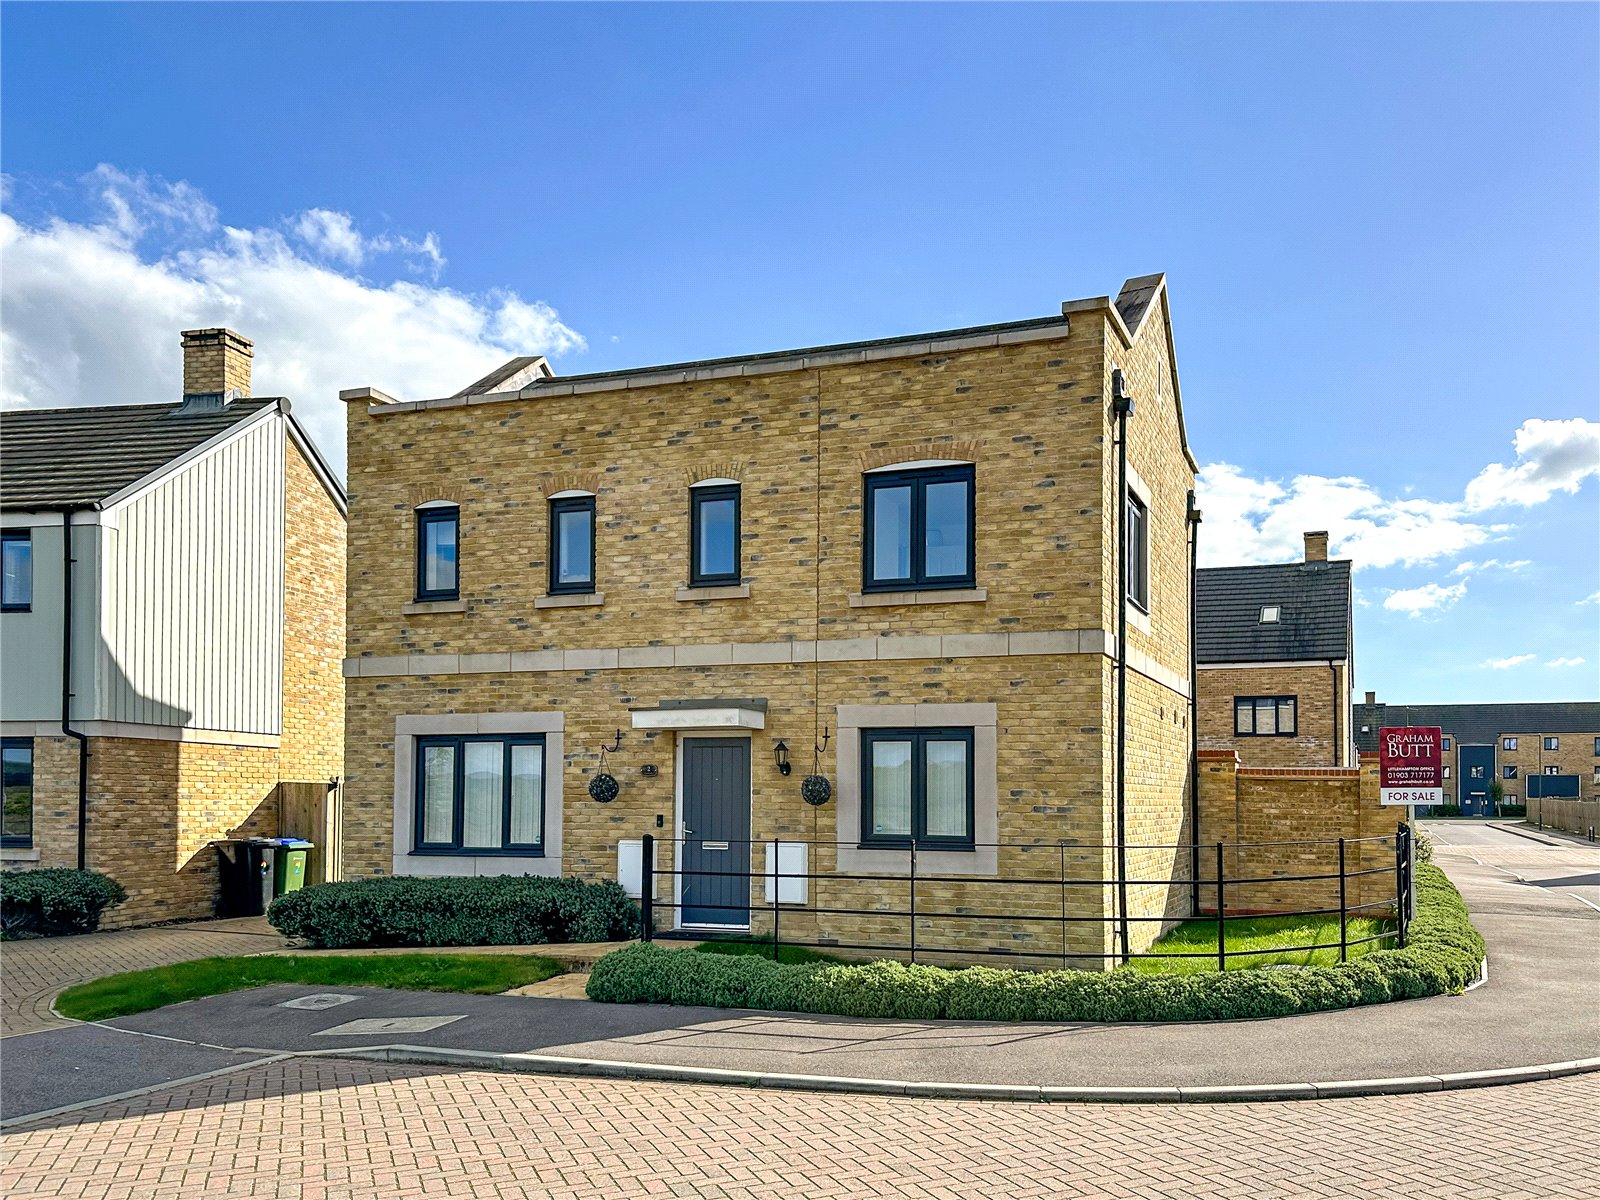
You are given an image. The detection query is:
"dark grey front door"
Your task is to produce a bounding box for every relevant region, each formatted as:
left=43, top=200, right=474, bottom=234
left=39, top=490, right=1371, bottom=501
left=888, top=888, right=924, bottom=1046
left=1459, top=745, right=1494, bottom=816
left=680, top=738, right=751, bottom=926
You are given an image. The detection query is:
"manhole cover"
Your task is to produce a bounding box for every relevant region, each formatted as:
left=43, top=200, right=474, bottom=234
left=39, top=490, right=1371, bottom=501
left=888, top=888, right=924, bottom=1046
left=314, top=1015, right=466, bottom=1036
left=278, top=993, right=361, bottom=1011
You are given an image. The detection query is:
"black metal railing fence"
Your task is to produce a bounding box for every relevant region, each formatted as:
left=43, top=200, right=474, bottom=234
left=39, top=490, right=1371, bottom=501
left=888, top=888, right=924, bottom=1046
left=633, top=823, right=1414, bottom=970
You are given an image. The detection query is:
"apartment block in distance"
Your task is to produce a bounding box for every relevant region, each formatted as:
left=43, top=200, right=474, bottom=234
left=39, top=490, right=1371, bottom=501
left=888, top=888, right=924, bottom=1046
left=1195, top=532, right=1356, bottom=767
left=0, top=330, right=347, bottom=925
left=1353, top=697, right=1600, bottom=816
left=339, top=275, right=1202, bottom=963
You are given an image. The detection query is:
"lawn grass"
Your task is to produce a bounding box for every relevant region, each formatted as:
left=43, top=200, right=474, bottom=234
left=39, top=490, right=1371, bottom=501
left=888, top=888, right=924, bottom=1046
left=1122, top=914, right=1396, bottom=974
left=55, top=953, right=563, bottom=1022
left=689, top=934, right=845, bottom=965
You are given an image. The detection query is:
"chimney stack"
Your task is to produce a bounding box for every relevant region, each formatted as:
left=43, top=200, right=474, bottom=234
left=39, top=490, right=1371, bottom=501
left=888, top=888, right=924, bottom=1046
left=1304, top=530, right=1329, bottom=562
left=180, top=328, right=253, bottom=408
left=1364, top=691, right=1376, bottom=706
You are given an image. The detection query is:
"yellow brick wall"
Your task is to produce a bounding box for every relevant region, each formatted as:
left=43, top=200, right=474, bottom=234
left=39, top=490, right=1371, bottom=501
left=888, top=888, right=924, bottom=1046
left=1198, top=663, right=1350, bottom=766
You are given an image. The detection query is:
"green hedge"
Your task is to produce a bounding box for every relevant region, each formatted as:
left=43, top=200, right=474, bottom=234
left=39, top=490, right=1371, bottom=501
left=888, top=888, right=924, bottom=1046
left=268, top=874, right=639, bottom=949
left=0, top=868, right=127, bottom=939
left=587, top=863, right=1483, bottom=1022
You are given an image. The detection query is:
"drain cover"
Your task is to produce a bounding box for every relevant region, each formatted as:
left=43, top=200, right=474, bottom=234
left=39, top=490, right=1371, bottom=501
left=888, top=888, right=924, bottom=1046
left=278, top=993, right=361, bottom=1011
left=314, top=1015, right=466, bottom=1036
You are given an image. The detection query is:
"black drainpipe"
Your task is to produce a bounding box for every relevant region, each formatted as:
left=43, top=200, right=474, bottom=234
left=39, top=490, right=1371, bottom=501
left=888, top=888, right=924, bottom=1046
left=61, top=508, right=90, bottom=869
left=1187, top=489, right=1202, bottom=915
left=1111, top=369, right=1134, bottom=965
left=1329, top=661, right=1342, bottom=768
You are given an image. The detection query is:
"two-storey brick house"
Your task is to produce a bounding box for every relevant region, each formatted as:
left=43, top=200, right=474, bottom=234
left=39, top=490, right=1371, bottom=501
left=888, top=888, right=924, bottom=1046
left=1195, top=532, right=1356, bottom=767
left=0, top=330, right=347, bottom=924
left=339, top=275, right=1199, bottom=962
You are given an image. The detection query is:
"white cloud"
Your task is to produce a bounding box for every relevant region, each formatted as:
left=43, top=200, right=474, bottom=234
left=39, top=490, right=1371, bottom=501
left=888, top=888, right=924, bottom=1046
left=1581, top=591, right=1600, bottom=606
left=1198, top=463, right=1504, bottom=570
left=1384, top=581, right=1468, bottom=616
left=1464, top=418, right=1600, bottom=510
left=0, top=166, right=584, bottom=475
left=1482, top=653, right=1535, bottom=670
left=1546, top=657, right=1587, bottom=668
left=1199, top=418, right=1597, bottom=571
left=1451, top=558, right=1531, bottom=576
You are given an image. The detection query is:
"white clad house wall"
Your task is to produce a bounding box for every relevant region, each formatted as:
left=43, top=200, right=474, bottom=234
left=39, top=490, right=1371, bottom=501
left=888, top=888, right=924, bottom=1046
left=0, top=520, right=101, bottom=724
left=96, top=417, right=286, bottom=736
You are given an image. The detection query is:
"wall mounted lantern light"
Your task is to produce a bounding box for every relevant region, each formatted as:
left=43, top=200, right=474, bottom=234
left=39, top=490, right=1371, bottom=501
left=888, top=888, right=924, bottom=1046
left=773, top=739, right=791, bottom=776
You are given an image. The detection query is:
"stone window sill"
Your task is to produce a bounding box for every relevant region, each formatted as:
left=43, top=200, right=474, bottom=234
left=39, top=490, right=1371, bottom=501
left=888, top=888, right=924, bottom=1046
left=402, top=599, right=467, bottom=615
left=675, top=583, right=751, bottom=602
left=535, top=592, right=605, bottom=609
left=0, top=847, right=40, bottom=863
left=848, top=587, right=987, bottom=608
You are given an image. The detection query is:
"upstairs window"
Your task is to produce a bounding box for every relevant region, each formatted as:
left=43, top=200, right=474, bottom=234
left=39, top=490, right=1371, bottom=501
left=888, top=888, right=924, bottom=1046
left=1503, top=765, right=1518, bottom=779
left=1126, top=491, right=1150, bottom=611
left=1544, top=737, right=1560, bottom=752
left=1, top=737, right=32, bottom=847
left=863, top=464, right=974, bottom=591
left=1504, top=737, right=1518, bottom=751
left=1234, top=696, right=1297, bottom=737
left=1259, top=605, right=1281, bottom=624
left=1442, top=737, right=1452, bottom=751
left=549, top=494, right=596, bottom=594
left=1443, top=766, right=1452, bottom=780
left=415, top=506, right=459, bottom=602
left=1544, top=765, right=1561, bottom=776
left=689, top=482, right=740, bottom=586
left=1593, top=737, right=1599, bottom=757
left=860, top=727, right=975, bottom=850
left=1, top=531, right=31, bottom=612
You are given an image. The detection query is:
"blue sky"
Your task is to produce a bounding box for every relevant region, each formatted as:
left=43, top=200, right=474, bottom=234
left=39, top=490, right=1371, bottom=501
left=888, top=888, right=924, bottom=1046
left=3, top=2, right=1596, bottom=702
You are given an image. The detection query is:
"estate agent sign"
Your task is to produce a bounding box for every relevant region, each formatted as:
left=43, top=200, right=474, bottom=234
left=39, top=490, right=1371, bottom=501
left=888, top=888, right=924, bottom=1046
left=1378, top=726, right=1444, bottom=806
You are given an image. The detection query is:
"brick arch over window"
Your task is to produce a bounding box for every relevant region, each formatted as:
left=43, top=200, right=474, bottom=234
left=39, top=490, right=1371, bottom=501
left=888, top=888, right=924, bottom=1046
left=684, top=460, right=746, bottom=487
left=858, top=439, right=981, bottom=474
left=406, top=486, right=461, bottom=507
left=539, top=471, right=604, bottom=499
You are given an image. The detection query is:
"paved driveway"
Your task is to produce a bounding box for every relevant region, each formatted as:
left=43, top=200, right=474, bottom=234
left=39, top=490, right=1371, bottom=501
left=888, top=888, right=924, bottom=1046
left=3, top=1057, right=1596, bottom=1199
left=0, top=917, right=285, bottom=1037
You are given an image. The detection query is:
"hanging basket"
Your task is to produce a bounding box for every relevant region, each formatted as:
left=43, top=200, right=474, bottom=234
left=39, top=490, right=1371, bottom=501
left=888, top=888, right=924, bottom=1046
left=588, top=772, right=620, bottom=804
left=800, top=774, right=832, bottom=807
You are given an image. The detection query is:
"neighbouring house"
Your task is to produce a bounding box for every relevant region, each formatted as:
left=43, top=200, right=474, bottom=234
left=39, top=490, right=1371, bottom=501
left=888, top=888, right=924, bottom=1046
left=1195, top=532, right=1356, bottom=767
left=1352, top=697, right=1600, bottom=816
left=338, top=275, right=1207, bottom=964
left=0, top=329, right=347, bottom=925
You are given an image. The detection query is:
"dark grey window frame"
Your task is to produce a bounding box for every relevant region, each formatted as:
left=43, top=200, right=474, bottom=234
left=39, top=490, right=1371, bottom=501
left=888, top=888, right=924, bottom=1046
left=1503, top=765, right=1518, bottom=779
left=1442, top=737, right=1452, bottom=751
left=548, top=495, right=597, bottom=595
left=862, top=464, right=976, bottom=592
left=859, top=726, right=977, bottom=851
left=414, top=506, right=460, bottom=602
left=688, top=484, right=741, bottom=587
left=1503, top=737, right=1518, bottom=751
left=1234, top=696, right=1298, bottom=737
left=1, top=736, right=33, bottom=848
left=1544, top=737, right=1559, bottom=751
left=413, top=733, right=546, bottom=856
left=1, top=530, right=32, bottom=613
left=1126, top=490, right=1150, bottom=612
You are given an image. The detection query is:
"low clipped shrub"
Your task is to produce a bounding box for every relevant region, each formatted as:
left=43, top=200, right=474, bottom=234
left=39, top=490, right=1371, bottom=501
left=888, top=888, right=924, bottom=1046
left=588, top=864, right=1483, bottom=1023
left=268, top=874, right=639, bottom=949
left=0, top=868, right=127, bottom=939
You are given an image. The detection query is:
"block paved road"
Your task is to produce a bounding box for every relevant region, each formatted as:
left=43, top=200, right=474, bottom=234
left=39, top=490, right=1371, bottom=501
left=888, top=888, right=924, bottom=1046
left=3, top=1057, right=1597, bottom=1199
left=1, top=917, right=286, bottom=1037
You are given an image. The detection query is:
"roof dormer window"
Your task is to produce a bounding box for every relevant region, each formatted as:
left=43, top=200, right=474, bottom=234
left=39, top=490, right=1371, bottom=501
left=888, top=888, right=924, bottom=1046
left=1259, top=605, right=1281, bottom=624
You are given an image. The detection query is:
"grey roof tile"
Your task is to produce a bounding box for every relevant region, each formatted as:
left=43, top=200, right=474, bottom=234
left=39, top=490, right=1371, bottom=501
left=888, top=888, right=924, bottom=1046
left=1196, top=560, right=1353, bottom=663
left=1352, top=702, right=1600, bottom=751
left=0, top=400, right=276, bottom=508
